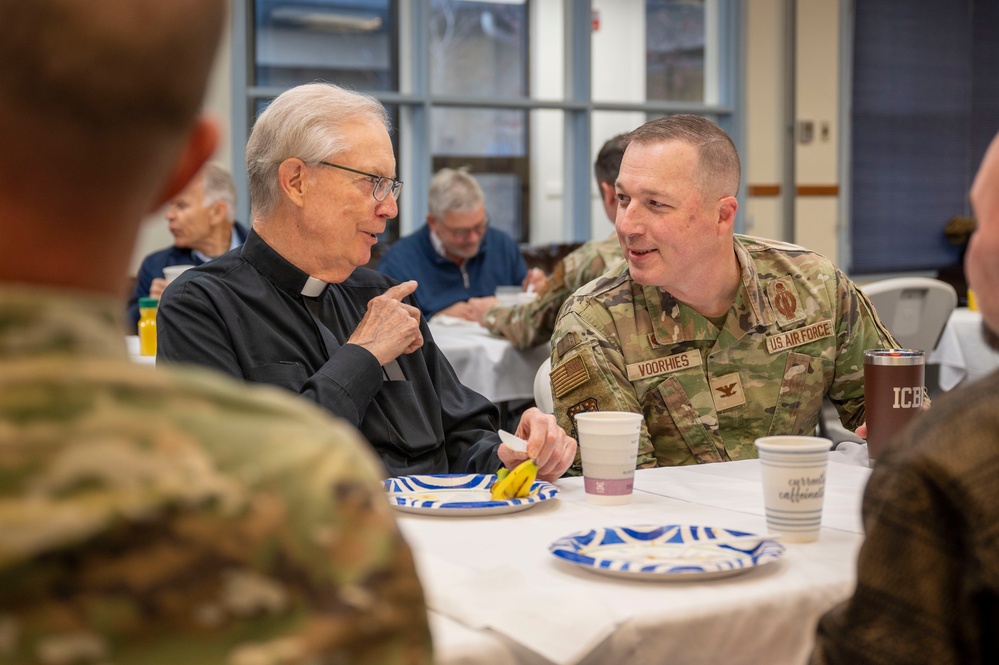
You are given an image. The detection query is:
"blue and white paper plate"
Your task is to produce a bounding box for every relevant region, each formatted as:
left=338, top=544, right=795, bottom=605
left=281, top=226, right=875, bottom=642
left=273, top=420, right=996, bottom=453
left=384, top=473, right=559, bottom=516
left=549, top=524, right=785, bottom=581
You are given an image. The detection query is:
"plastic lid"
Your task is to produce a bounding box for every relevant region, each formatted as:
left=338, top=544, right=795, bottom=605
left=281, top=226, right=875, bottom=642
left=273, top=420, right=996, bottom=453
left=138, top=297, right=159, bottom=308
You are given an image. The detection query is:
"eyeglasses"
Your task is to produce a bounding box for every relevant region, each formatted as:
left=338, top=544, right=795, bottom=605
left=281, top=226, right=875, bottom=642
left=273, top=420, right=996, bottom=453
left=435, top=217, right=489, bottom=240
left=317, top=161, right=403, bottom=202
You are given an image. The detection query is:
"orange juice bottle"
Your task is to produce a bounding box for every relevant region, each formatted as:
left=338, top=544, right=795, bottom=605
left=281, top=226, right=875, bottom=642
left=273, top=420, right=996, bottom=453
left=137, top=297, right=158, bottom=356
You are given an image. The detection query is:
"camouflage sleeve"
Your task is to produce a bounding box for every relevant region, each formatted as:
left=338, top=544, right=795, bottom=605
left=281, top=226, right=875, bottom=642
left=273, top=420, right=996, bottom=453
left=483, top=260, right=572, bottom=349
left=827, top=272, right=899, bottom=430
left=549, top=299, right=658, bottom=469
left=0, top=367, right=432, bottom=665
left=483, top=240, right=619, bottom=349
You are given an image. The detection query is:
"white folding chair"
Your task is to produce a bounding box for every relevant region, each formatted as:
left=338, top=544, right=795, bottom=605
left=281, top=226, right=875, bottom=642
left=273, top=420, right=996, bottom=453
left=860, top=277, right=958, bottom=352
left=533, top=357, right=554, bottom=414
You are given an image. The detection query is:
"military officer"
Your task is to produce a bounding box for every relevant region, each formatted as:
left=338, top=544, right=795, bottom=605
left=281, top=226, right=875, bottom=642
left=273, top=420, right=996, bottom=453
left=550, top=114, right=897, bottom=467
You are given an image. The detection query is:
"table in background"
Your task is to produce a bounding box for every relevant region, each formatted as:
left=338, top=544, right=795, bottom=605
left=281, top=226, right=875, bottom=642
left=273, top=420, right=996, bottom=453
left=125, top=335, right=155, bottom=366
left=129, top=325, right=549, bottom=406
left=429, top=319, right=549, bottom=403
left=399, top=457, right=870, bottom=665
left=929, top=308, right=999, bottom=390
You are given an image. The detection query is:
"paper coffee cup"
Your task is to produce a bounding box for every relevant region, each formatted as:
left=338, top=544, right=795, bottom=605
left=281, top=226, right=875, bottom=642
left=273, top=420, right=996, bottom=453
left=163, top=264, right=195, bottom=283
left=574, top=411, right=643, bottom=505
left=755, top=435, right=831, bottom=543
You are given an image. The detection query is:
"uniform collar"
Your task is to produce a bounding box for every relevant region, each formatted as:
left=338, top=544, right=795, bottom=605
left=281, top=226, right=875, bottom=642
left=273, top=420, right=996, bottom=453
left=0, top=286, right=127, bottom=360
left=644, top=236, right=773, bottom=346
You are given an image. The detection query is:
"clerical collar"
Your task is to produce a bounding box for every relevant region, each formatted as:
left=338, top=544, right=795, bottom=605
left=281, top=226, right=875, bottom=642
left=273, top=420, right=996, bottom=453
left=300, top=276, right=327, bottom=297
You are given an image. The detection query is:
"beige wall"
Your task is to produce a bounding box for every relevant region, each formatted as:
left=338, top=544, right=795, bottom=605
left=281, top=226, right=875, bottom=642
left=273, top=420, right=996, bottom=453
left=794, top=0, right=841, bottom=263
left=743, top=0, right=786, bottom=243
left=744, top=0, right=844, bottom=265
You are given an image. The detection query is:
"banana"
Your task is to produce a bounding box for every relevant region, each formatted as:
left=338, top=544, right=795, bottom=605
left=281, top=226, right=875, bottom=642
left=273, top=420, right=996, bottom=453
left=490, top=459, right=538, bottom=500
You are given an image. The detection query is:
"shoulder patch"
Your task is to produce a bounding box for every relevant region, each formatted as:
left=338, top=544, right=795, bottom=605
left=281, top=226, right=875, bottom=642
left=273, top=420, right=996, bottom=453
left=767, top=276, right=806, bottom=326
left=554, top=331, right=580, bottom=359
left=566, top=397, right=599, bottom=439
left=567, top=397, right=599, bottom=419
left=551, top=355, right=590, bottom=398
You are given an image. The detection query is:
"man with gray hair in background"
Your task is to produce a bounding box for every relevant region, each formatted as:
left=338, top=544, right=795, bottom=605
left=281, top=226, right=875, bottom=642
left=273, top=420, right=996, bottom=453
left=127, top=162, right=248, bottom=330
left=0, top=1, right=432, bottom=663
left=378, top=166, right=544, bottom=319
left=158, top=82, right=577, bottom=481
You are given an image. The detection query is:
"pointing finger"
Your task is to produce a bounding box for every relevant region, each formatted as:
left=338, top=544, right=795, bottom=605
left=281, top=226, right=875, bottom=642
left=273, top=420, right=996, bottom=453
left=383, top=280, right=418, bottom=301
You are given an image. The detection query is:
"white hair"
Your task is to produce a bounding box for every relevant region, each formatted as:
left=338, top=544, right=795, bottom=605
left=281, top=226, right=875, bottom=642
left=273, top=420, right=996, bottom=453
left=245, top=82, right=390, bottom=218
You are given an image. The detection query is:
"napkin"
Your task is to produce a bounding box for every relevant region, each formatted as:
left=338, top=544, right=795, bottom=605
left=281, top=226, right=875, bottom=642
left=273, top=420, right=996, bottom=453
left=829, top=441, right=871, bottom=467
left=416, top=553, right=619, bottom=665
left=430, top=314, right=484, bottom=328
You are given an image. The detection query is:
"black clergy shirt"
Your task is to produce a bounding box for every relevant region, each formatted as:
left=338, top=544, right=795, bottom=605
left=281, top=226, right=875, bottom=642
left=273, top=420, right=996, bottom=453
left=157, top=229, right=502, bottom=476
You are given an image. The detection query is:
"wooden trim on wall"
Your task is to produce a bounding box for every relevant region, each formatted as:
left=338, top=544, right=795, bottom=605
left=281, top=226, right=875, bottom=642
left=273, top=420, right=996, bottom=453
left=747, top=184, right=781, bottom=197
left=796, top=184, right=839, bottom=196
left=746, top=184, right=841, bottom=197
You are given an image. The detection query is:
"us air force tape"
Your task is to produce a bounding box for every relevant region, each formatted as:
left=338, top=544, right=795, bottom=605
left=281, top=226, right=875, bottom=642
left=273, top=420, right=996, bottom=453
left=765, top=319, right=834, bottom=354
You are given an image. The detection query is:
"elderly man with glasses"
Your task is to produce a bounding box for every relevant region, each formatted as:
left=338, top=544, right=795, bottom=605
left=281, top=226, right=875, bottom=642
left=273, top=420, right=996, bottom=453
left=378, top=166, right=546, bottom=319
left=158, top=82, right=576, bottom=482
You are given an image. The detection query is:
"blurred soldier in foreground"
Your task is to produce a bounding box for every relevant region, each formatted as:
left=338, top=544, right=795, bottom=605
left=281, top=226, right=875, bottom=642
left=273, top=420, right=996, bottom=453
left=550, top=115, right=896, bottom=466
left=0, top=1, right=432, bottom=663
left=809, top=130, right=999, bottom=665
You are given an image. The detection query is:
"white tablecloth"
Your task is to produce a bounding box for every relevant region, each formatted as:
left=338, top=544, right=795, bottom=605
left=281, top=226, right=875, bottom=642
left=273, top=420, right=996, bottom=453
left=125, top=335, right=155, bottom=366
left=398, top=457, right=870, bottom=665
left=430, top=319, right=550, bottom=403
left=928, top=308, right=999, bottom=390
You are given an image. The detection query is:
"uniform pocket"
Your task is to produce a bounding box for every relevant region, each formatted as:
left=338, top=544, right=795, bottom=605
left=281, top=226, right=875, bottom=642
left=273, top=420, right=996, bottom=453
left=245, top=362, right=309, bottom=393
left=766, top=351, right=831, bottom=436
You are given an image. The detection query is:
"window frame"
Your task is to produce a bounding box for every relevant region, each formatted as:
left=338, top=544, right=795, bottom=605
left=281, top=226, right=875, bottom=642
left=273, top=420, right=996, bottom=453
left=231, top=0, right=743, bottom=244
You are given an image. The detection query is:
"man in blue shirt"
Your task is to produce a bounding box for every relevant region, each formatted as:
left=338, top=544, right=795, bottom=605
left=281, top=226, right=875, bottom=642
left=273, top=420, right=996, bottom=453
left=126, top=162, right=247, bottom=330
left=378, top=167, right=544, bottom=319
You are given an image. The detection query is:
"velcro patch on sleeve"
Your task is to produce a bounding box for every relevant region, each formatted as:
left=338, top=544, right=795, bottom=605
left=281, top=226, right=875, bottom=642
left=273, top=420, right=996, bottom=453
left=555, top=331, right=580, bottom=359
left=566, top=397, right=599, bottom=423
left=551, top=355, right=590, bottom=398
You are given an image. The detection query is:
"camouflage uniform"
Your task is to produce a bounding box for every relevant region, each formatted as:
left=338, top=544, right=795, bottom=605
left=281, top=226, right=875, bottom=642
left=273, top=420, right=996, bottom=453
left=550, top=235, right=897, bottom=468
left=483, top=234, right=624, bottom=349
left=0, top=287, right=432, bottom=665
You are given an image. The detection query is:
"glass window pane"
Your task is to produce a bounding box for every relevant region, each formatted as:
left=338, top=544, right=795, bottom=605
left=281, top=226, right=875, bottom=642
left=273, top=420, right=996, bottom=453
left=254, top=0, right=397, bottom=90
left=429, top=0, right=527, bottom=97
left=645, top=0, right=705, bottom=102
left=432, top=107, right=526, bottom=156
left=432, top=106, right=528, bottom=242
